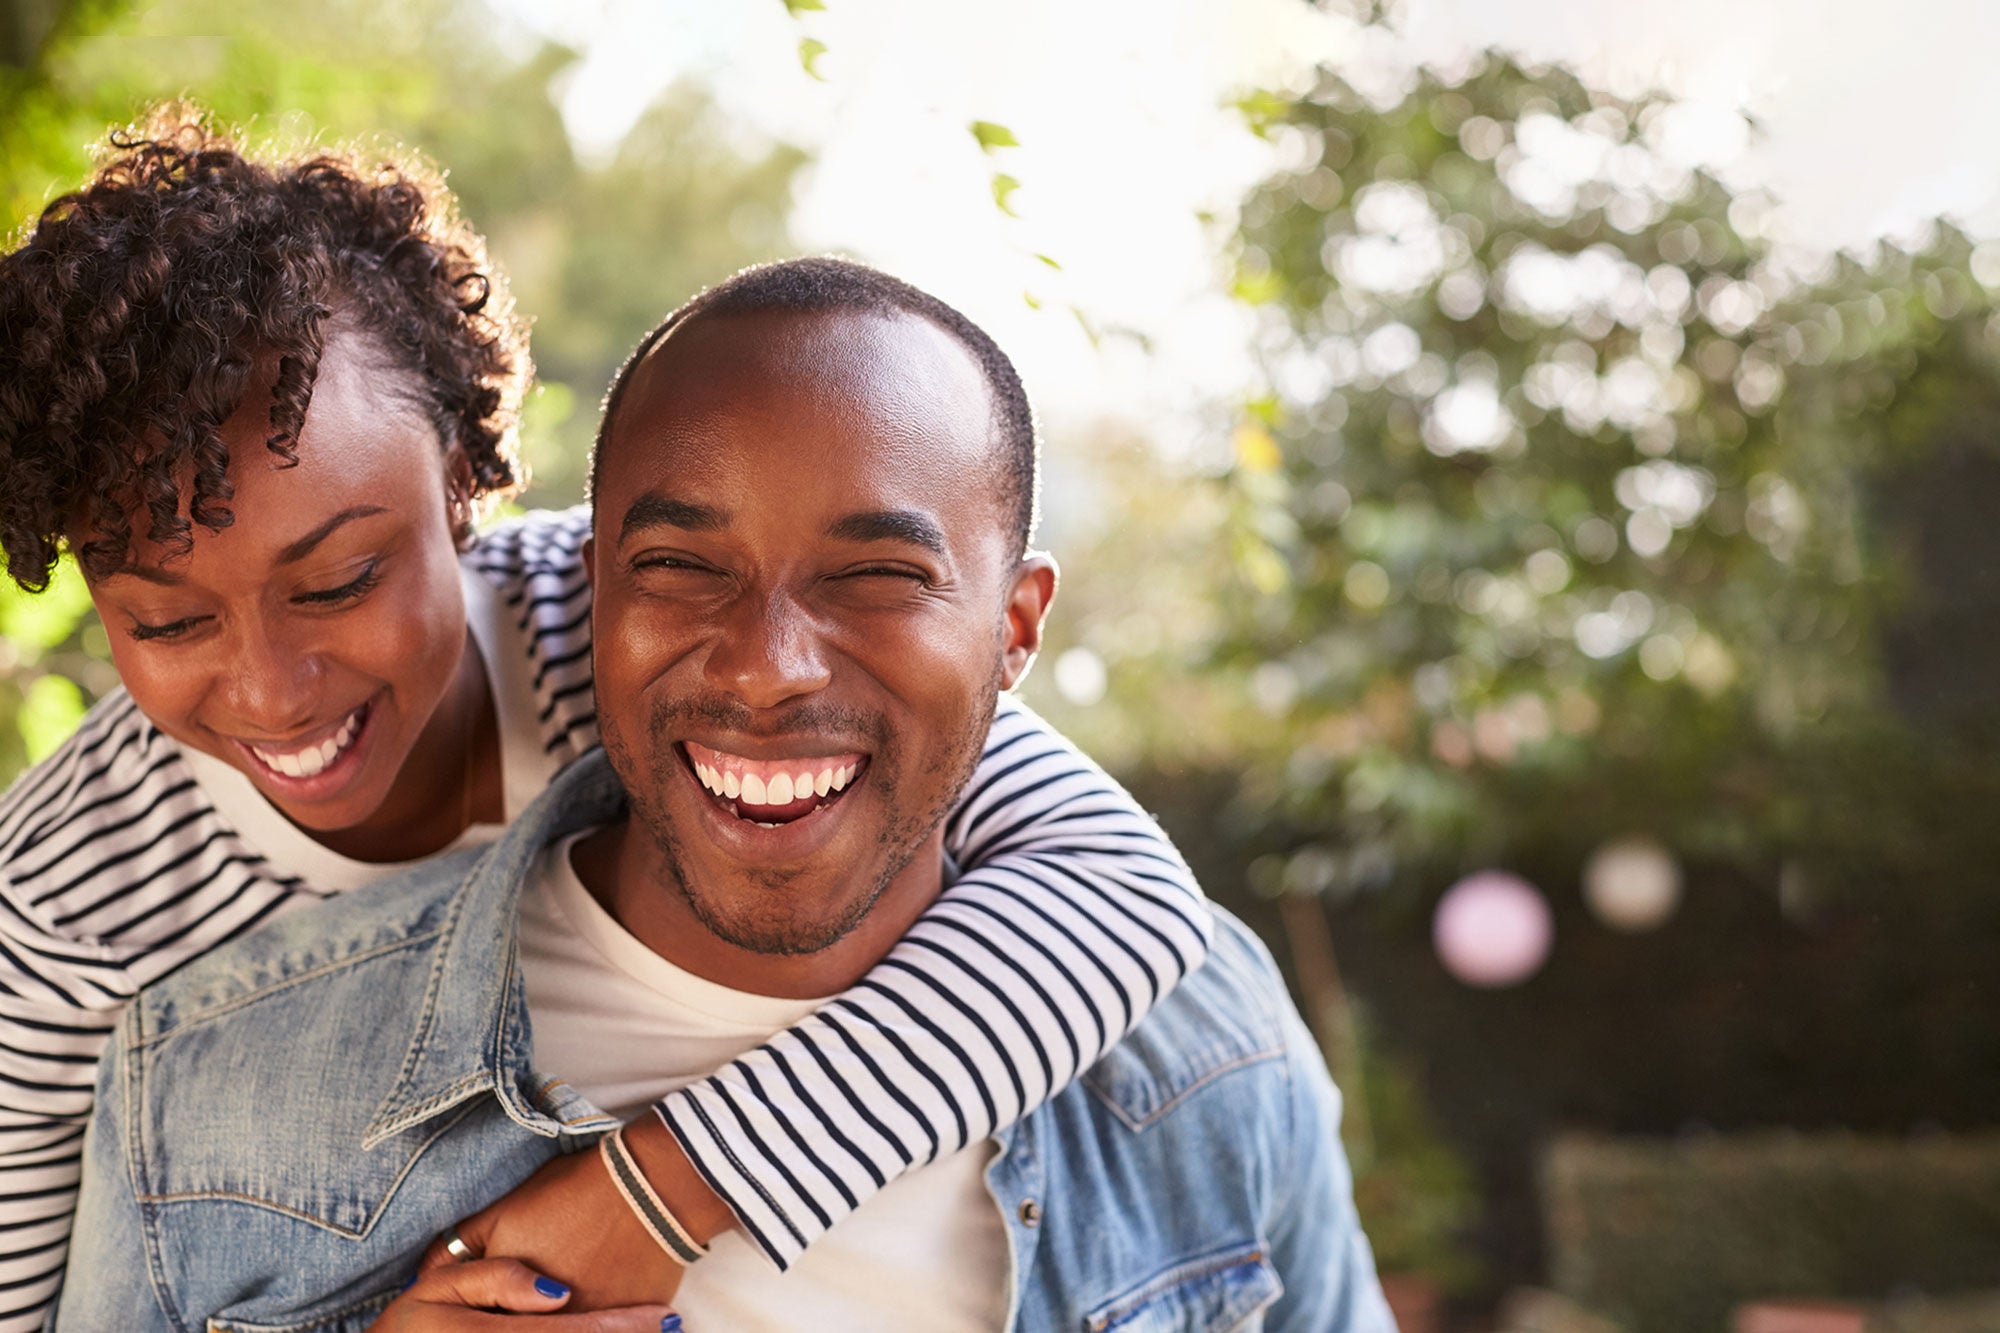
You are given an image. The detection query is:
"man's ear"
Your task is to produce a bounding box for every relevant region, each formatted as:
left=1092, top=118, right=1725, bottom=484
left=999, top=553, right=1058, bottom=691
left=582, top=534, right=595, bottom=587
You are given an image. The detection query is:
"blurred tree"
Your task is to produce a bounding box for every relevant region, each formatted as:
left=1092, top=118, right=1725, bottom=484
left=1043, top=51, right=2000, bottom=917
left=1024, top=40, right=2000, bottom=1298
left=0, top=0, right=806, bottom=785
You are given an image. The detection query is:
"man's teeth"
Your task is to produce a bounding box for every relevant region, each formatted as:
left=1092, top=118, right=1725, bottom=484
left=252, top=710, right=361, bottom=779
left=695, top=759, right=856, bottom=806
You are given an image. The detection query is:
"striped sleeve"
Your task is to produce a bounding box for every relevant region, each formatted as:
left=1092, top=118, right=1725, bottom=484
left=655, top=694, right=1213, bottom=1268
left=0, top=693, right=314, bottom=1331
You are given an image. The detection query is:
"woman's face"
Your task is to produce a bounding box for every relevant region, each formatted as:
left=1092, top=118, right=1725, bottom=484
left=81, top=331, right=472, bottom=836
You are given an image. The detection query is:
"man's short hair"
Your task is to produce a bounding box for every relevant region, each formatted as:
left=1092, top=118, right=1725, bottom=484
left=592, top=257, right=1040, bottom=553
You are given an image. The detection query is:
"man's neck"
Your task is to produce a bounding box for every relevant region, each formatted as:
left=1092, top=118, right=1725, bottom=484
left=567, top=817, right=947, bottom=1000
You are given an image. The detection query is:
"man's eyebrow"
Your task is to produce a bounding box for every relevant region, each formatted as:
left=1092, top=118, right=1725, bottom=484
left=826, top=509, right=948, bottom=557
left=276, top=506, right=391, bottom=566
left=619, top=494, right=729, bottom=542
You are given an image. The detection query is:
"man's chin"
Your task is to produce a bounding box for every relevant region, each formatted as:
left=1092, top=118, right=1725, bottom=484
left=678, top=876, right=887, bottom=958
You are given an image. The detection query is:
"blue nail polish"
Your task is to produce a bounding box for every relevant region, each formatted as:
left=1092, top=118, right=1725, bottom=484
left=661, top=1315, right=683, bottom=1333
left=535, top=1276, right=570, bottom=1299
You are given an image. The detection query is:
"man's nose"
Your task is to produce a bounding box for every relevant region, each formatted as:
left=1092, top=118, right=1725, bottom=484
left=217, top=616, right=326, bottom=735
left=703, top=590, right=833, bottom=709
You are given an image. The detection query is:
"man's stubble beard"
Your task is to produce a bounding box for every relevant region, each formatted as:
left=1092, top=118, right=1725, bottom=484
left=601, top=673, right=1001, bottom=958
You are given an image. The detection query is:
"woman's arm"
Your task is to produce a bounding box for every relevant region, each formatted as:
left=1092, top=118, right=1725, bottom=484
left=653, top=694, right=1211, bottom=1267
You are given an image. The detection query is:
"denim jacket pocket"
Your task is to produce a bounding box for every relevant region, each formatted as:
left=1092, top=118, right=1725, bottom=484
left=1083, top=1241, right=1283, bottom=1332
left=205, top=1285, right=398, bottom=1333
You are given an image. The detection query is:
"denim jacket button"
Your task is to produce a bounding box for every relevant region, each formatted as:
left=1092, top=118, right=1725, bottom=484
left=1019, top=1198, right=1042, bottom=1227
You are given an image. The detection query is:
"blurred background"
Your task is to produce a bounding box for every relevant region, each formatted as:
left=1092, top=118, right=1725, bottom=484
left=3, top=0, right=1997, bottom=1328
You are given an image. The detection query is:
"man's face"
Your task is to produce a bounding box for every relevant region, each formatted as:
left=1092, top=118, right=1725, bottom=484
left=588, top=307, right=1051, bottom=961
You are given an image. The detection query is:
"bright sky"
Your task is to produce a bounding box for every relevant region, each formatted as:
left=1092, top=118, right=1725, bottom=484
left=489, top=0, right=2000, bottom=449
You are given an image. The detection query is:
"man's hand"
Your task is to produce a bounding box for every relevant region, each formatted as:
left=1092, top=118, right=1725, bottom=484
left=369, top=1258, right=677, bottom=1330
left=421, top=1118, right=735, bottom=1310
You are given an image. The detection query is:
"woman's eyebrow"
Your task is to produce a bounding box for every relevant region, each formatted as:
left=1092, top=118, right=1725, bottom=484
left=275, top=505, right=391, bottom=565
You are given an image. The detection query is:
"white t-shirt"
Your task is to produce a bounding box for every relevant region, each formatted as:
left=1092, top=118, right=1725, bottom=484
left=519, top=834, right=1010, bottom=1333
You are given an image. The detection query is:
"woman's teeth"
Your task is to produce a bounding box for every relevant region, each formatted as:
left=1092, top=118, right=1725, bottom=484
left=251, top=709, right=362, bottom=779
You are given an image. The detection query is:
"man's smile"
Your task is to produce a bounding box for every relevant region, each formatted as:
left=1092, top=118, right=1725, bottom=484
left=681, top=740, right=870, bottom=827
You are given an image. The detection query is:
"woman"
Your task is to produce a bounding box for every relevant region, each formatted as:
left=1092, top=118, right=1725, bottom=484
left=0, top=111, right=1211, bottom=1329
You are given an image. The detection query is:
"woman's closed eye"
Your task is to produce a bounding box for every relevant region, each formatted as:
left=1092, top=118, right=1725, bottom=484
left=293, top=560, right=384, bottom=607
left=126, top=614, right=208, bottom=643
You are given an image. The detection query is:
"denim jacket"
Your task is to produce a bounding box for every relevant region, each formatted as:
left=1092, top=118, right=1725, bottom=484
left=55, top=751, right=1391, bottom=1332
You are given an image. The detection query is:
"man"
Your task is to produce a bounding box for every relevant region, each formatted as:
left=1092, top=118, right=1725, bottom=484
left=57, top=259, right=1391, bottom=1330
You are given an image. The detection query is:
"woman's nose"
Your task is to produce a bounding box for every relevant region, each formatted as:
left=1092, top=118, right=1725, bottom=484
left=217, top=617, right=326, bottom=736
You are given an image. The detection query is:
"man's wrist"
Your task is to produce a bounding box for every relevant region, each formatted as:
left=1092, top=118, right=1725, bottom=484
left=619, top=1112, right=737, bottom=1245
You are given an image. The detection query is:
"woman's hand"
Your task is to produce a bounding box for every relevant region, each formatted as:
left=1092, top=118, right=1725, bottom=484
left=368, top=1258, right=680, bottom=1331
left=420, top=1119, right=727, bottom=1309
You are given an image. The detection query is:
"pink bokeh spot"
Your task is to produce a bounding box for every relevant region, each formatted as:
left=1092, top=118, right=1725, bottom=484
left=1433, top=870, right=1554, bottom=988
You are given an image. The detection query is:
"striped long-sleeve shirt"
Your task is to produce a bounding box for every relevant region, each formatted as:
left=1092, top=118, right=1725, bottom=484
left=0, top=505, right=1211, bottom=1325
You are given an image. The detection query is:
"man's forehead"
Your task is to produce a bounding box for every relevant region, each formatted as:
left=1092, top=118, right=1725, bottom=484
left=609, top=306, right=989, bottom=447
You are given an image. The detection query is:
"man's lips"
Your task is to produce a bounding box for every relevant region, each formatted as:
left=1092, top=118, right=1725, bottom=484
left=682, top=740, right=868, bottom=826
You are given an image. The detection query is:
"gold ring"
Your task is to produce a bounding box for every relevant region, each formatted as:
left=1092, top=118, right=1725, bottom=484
left=441, top=1223, right=476, bottom=1262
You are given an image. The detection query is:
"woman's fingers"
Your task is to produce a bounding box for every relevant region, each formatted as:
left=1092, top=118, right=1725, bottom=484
left=418, top=1213, right=496, bottom=1273
left=407, top=1257, right=573, bottom=1311
left=369, top=1259, right=680, bottom=1331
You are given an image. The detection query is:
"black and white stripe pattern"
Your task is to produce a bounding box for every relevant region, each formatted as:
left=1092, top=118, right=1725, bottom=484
left=0, top=505, right=1211, bottom=1322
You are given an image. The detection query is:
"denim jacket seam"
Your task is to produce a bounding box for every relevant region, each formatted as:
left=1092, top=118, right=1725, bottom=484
left=204, top=1281, right=400, bottom=1332
left=1085, top=1238, right=1272, bottom=1331
left=138, top=1100, right=486, bottom=1241
left=123, top=1007, right=195, bottom=1333
left=1267, top=1044, right=1305, bottom=1238
left=1088, top=1046, right=1286, bottom=1133
left=371, top=862, right=491, bottom=1135
left=128, top=928, right=449, bottom=1051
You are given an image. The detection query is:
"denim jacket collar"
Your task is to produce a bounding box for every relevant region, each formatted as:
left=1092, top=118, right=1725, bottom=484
left=363, top=749, right=629, bottom=1148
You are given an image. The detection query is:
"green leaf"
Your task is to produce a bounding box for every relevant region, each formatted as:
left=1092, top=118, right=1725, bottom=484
left=1034, top=252, right=1062, bottom=271
left=781, top=0, right=826, bottom=14
left=990, top=172, right=1020, bottom=216
left=19, top=673, right=84, bottom=765
left=1023, top=291, right=1042, bottom=310
left=1070, top=304, right=1099, bottom=347
left=0, top=557, right=92, bottom=660
left=970, top=120, right=1019, bottom=153
left=797, top=37, right=828, bottom=80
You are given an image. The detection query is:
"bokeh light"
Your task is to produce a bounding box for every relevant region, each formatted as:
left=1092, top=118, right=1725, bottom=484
left=1433, top=871, right=1554, bottom=988
left=1582, top=835, right=1683, bottom=932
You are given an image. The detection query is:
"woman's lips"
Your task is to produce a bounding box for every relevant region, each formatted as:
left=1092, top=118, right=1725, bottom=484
left=241, top=703, right=368, bottom=778
left=228, top=699, right=377, bottom=799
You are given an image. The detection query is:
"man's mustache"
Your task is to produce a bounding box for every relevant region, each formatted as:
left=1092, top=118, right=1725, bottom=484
left=644, top=695, right=890, bottom=751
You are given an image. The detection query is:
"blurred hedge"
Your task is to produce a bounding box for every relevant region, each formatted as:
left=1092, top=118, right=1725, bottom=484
left=1543, top=1132, right=2000, bottom=1332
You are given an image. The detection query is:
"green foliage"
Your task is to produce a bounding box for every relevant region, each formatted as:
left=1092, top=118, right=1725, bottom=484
left=990, top=171, right=1021, bottom=217
left=969, top=119, right=1019, bottom=152
left=0, top=560, right=114, bottom=776
left=1059, top=52, right=2000, bottom=913
left=1349, top=1027, right=1483, bottom=1290
left=796, top=36, right=828, bottom=80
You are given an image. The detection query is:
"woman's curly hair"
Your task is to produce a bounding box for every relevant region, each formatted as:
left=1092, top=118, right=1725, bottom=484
left=0, top=105, right=532, bottom=591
